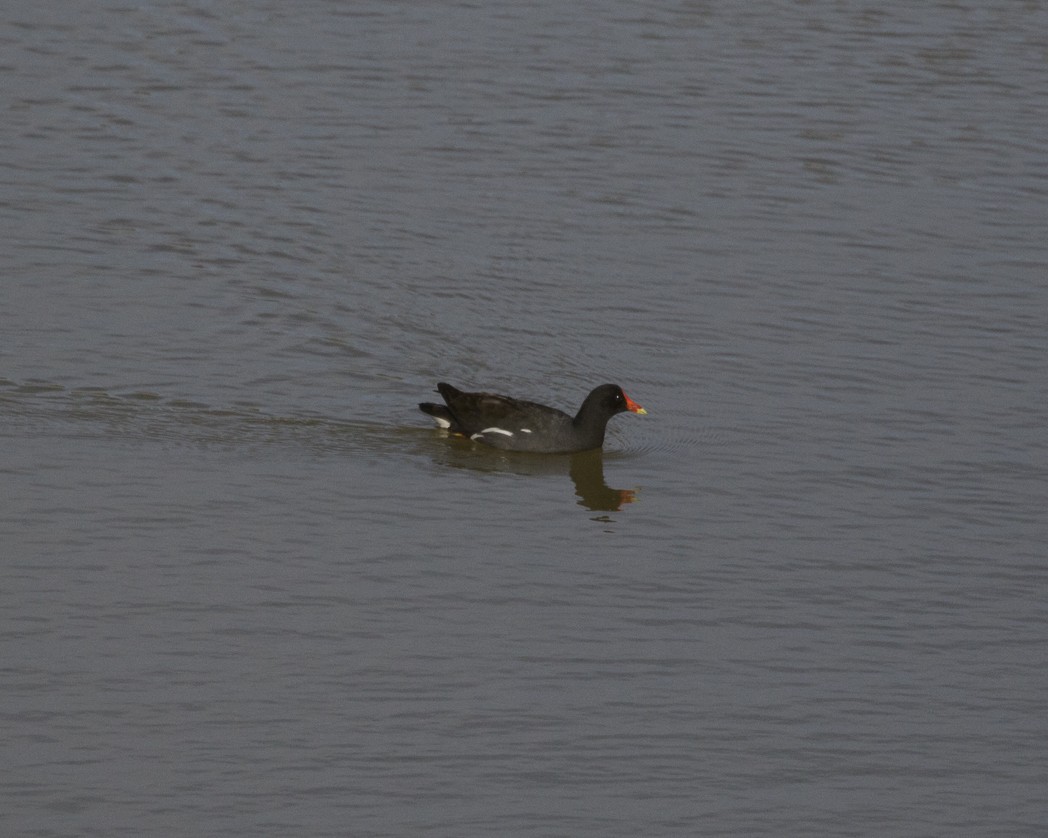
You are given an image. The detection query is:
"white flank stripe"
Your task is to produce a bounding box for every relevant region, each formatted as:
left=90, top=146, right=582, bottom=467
left=519, top=428, right=532, bottom=434
left=479, top=427, right=514, bottom=437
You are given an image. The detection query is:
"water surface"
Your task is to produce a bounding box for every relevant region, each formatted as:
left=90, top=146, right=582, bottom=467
left=3, top=1, right=1047, bottom=835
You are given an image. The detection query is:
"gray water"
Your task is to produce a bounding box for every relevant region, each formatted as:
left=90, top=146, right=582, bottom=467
left=3, top=2, right=1047, bottom=836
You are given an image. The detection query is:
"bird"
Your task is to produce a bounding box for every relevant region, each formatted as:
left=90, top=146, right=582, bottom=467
left=419, top=382, right=646, bottom=454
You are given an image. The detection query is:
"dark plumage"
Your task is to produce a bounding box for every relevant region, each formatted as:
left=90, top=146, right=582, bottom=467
left=419, top=382, right=646, bottom=454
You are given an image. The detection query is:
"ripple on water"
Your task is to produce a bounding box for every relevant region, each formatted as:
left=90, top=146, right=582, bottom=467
left=2, top=378, right=403, bottom=458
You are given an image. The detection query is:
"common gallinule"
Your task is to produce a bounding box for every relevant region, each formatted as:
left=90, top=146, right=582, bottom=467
left=419, top=382, right=647, bottom=454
